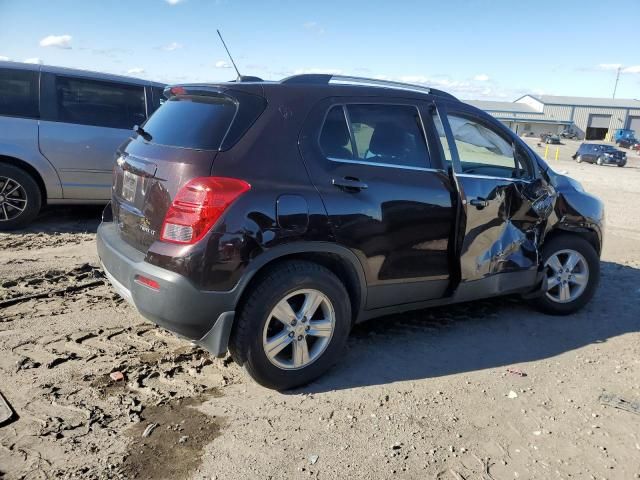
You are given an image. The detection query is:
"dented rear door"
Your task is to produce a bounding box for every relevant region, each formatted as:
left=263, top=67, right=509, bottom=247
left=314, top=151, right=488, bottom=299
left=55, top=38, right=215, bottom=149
left=434, top=102, right=554, bottom=296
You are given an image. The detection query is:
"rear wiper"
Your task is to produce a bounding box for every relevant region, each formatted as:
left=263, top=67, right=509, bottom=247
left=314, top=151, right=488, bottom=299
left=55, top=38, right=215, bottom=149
left=133, top=125, right=152, bottom=141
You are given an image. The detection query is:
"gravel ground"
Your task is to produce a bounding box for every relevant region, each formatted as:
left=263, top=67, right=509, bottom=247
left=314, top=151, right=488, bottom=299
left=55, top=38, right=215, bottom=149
left=1, top=142, right=639, bottom=479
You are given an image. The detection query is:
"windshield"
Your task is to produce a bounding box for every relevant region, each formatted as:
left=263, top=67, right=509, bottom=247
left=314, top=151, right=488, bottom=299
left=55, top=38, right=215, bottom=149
left=602, top=145, right=617, bottom=151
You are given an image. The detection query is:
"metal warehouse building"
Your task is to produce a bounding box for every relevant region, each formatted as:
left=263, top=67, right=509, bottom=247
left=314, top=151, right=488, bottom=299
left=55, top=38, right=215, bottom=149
left=469, top=95, right=640, bottom=140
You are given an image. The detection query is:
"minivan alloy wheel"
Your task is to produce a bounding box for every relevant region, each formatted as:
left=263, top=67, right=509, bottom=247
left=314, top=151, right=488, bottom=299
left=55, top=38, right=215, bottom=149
left=544, top=249, right=589, bottom=303
left=262, top=289, right=335, bottom=370
left=0, top=176, right=28, bottom=222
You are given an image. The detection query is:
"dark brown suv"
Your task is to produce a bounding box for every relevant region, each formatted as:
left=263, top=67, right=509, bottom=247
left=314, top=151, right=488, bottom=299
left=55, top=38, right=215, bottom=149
left=97, top=75, right=604, bottom=390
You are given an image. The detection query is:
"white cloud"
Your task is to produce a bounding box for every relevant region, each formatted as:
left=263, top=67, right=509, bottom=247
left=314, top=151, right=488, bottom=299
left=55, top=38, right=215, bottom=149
left=303, top=21, right=325, bottom=34
left=39, top=34, right=72, bottom=49
left=165, top=0, right=185, bottom=4
left=215, top=60, right=231, bottom=68
left=622, top=65, right=640, bottom=74
left=598, top=63, right=622, bottom=71
left=163, top=41, right=183, bottom=51
left=474, top=73, right=490, bottom=81
left=24, top=58, right=43, bottom=64
left=0, top=55, right=10, bottom=61
left=127, top=68, right=145, bottom=75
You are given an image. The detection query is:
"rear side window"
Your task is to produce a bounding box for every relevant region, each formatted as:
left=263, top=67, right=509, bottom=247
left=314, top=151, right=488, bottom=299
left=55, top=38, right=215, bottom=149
left=141, top=95, right=237, bottom=150
left=54, top=75, right=146, bottom=129
left=320, top=104, right=430, bottom=169
left=0, top=68, right=39, bottom=118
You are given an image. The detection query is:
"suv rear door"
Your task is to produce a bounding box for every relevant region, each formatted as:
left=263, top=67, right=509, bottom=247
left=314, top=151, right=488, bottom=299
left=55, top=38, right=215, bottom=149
left=39, top=72, right=150, bottom=200
left=300, top=97, right=457, bottom=309
left=432, top=101, right=553, bottom=299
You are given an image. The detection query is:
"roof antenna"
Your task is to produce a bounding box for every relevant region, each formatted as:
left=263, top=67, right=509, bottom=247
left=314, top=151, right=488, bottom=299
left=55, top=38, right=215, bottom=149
left=217, top=29, right=242, bottom=81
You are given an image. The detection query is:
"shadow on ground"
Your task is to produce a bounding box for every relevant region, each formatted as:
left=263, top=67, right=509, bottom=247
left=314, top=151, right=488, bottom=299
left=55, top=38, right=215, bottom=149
left=10, top=205, right=104, bottom=234
left=300, top=261, right=639, bottom=393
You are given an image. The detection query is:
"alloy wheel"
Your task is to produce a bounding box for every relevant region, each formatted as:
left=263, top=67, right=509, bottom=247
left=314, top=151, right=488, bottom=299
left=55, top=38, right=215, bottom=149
left=544, top=249, right=589, bottom=304
left=262, top=289, right=335, bottom=370
left=0, top=176, right=28, bottom=222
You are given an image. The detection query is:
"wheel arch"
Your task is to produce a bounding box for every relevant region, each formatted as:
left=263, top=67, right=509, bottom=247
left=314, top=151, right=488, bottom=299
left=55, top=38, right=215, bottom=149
left=543, top=226, right=601, bottom=256
left=233, top=242, right=367, bottom=325
left=0, top=154, right=48, bottom=205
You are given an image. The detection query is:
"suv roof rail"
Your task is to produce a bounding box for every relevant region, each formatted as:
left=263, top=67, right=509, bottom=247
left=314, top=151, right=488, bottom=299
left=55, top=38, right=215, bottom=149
left=280, top=74, right=459, bottom=101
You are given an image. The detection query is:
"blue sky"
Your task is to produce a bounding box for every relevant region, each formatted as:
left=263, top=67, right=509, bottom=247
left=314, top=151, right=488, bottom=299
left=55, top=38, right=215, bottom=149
left=1, top=0, right=639, bottom=101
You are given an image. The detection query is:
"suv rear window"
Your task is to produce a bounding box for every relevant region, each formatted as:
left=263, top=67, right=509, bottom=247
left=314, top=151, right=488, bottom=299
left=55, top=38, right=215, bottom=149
left=142, top=95, right=237, bottom=150
left=0, top=68, right=39, bottom=118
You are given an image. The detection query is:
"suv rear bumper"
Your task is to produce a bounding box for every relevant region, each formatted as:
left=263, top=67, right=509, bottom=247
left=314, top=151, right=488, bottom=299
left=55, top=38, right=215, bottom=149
left=96, top=221, right=235, bottom=356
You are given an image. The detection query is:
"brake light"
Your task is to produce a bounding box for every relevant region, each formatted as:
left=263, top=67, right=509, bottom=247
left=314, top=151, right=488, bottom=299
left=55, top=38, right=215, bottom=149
left=170, top=86, right=186, bottom=96
left=160, top=177, right=251, bottom=244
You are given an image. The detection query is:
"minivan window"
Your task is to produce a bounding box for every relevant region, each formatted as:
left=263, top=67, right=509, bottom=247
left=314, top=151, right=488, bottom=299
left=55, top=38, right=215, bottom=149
left=346, top=104, right=430, bottom=169
left=141, top=95, right=237, bottom=150
left=0, top=68, right=39, bottom=118
left=54, top=76, right=146, bottom=129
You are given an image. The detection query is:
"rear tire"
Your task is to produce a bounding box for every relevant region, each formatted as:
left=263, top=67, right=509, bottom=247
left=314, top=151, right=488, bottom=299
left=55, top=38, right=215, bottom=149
left=533, top=235, right=600, bottom=315
left=596, top=156, right=604, bottom=165
left=0, top=164, right=41, bottom=231
left=229, top=261, right=351, bottom=390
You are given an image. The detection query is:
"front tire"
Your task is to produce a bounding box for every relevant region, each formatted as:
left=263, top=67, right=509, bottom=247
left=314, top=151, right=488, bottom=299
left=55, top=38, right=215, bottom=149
left=596, top=156, right=604, bottom=165
left=0, top=164, right=41, bottom=231
left=229, top=261, right=351, bottom=390
left=533, top=235, right=600, bottom=315
left=576, top=155, right=583, bottom=163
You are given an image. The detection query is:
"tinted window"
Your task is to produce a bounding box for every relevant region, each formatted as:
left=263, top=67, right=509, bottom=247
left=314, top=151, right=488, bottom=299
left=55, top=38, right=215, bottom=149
left=141, top=95, right=237, bottom=150
left=445, top=114, right=521, bottom=177
left=0, top=68, right=39, bottom=118
left=319, top=105, right=353, bottom=159
left=346, top=104, right=429, bottom=168
left=54, top=76, right=146, bottom=129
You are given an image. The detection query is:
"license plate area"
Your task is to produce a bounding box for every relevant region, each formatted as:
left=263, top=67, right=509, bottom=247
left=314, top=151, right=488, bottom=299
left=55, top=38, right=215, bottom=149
left=122, top=170, right=138, bottom=202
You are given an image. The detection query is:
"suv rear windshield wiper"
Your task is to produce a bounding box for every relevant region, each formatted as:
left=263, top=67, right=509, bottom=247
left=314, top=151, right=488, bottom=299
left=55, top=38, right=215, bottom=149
left=133, top=125, right=152, bottom=142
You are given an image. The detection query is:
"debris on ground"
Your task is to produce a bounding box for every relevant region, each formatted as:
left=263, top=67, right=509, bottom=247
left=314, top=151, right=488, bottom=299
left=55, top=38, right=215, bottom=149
left=110, top=371, right=125, bottom=382
left=0, top=391, right=15, bottom=426
left=506, top=368, right=527, bottom=377
left=308, top=454, right=319, bottom=465
left=507, top=391, right=519, bottom=399
left=142, top=423, right=159, bottom=438
left=599, top=393, right=640, bottom=415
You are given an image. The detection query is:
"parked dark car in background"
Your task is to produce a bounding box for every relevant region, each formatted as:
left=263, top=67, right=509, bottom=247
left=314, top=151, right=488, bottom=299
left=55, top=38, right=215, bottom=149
left=560, top=128, right=578, bottom=140
left=545, top=134, right=561, bottom=144
left=616, top=137, right=639, bottom=149
left=97, top=75, right=604, bottom=390
left=573, top=143, right=627, bottom=167
left=0, top=61, right=164, bottom=230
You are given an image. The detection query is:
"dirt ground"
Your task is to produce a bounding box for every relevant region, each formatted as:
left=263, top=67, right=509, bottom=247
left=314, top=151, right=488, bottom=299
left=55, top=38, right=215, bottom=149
left=1, top=141, right=639, bottom=479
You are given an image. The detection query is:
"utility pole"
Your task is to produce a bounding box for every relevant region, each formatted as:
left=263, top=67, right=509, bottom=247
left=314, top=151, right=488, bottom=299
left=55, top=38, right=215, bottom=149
left=612, top=66, right=622, bottom=99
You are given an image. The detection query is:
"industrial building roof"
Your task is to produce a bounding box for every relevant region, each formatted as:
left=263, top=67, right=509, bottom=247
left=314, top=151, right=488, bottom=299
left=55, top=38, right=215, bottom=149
left=516, top=94, right=640, bottom=109
left=467, top=100, right=539, bottom=114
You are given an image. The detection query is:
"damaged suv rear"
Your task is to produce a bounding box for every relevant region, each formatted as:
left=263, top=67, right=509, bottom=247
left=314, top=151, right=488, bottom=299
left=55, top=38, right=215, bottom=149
left=97, top=75, right=604, bottom=390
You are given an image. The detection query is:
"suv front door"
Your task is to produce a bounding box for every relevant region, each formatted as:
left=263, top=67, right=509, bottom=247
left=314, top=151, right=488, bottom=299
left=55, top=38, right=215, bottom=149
left=300, top=98, right=457, bottom=309
left=433, top=101, right=554, bottom=300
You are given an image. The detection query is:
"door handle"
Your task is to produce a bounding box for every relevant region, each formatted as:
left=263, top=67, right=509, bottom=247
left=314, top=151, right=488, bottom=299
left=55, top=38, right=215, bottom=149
left=469, top=197, right=488, bottom=209
left=332, top=177, right=368, bottom=192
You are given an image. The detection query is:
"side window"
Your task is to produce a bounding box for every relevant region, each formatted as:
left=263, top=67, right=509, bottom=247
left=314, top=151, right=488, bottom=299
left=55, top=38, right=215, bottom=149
left=54, top=76, right=146, bottom=129
left=319, top=105, right=353, bottom=160
left=432, top=112, right=453, bottom=166
left=345, top=104, right=430, bottom=168
left=0, top=68, right=39, bottom=118
left=150, top=86, right=166, bottom=113
left=446, top=114, right=526, bottom=178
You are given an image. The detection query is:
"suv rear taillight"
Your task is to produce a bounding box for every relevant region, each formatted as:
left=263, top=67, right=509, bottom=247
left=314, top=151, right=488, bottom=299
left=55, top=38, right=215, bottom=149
left=160, top=177, right=251, bottom=244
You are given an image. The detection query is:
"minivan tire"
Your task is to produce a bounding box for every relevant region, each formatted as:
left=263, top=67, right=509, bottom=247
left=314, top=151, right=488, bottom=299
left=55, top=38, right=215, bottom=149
left=0, top=164, right=41, bottom=231
left=533, top=235, right=600, bottom=316
left=229, top=260, right=351, bottom=390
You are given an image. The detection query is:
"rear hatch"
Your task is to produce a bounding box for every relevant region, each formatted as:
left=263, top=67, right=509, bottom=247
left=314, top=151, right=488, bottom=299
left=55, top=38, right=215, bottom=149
left=112, top=85, right=266, bottom=252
